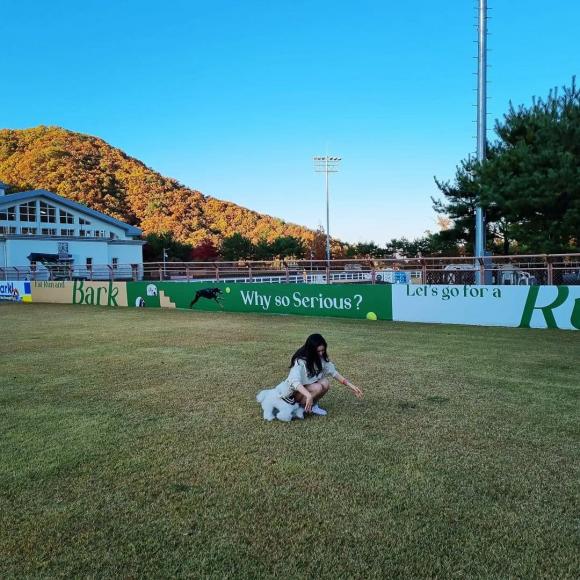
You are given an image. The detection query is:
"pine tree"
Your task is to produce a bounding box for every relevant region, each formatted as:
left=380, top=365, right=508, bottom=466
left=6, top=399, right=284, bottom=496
left=433, top=78, right=580, bottom=254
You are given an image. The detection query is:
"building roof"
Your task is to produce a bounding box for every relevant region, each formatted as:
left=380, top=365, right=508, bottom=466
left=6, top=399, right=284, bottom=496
left=0, top=189, right=141, bottom=236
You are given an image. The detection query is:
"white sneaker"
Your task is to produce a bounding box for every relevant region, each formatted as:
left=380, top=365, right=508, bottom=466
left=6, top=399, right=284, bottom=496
left=311, top=404, right=328, bottom=416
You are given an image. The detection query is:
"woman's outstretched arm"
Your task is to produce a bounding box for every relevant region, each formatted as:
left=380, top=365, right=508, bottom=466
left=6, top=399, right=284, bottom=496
left=334, top=372, right=364, bottom=399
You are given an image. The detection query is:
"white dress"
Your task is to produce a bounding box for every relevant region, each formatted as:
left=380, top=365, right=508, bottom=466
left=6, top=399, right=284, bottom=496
left=276, top=358, right=339, bottom=402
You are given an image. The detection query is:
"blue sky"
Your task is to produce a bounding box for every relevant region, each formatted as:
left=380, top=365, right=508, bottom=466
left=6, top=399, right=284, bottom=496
left=2, top=1, right=579, bottom=244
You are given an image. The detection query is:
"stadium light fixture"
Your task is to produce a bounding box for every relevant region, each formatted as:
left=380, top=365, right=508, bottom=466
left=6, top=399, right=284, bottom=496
left=313, top=156, right=341, bottom=265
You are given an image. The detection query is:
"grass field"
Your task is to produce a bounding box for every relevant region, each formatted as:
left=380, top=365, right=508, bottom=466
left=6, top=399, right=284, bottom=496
left=1, top=303, right=579, bottom=578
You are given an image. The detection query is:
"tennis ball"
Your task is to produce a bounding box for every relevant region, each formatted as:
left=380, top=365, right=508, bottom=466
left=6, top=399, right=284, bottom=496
left=366, top=311, right=377, bottom=321
left=225, top=287, right=231, bottom=294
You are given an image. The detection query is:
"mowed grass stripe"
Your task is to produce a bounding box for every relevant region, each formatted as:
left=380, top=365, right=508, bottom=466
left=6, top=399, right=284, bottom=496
left=1, top=303, right=578, bottom=578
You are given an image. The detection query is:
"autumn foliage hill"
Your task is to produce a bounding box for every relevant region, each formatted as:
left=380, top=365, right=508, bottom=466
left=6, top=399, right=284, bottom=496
left=0, top=126, right=319, bottom=248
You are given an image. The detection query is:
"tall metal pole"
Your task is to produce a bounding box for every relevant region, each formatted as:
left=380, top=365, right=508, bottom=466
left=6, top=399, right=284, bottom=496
left=475, top=0, right=487, bottom=279
left=325, top=157, right=330, bottom=263
left=314, top=156, right=341, bottom=266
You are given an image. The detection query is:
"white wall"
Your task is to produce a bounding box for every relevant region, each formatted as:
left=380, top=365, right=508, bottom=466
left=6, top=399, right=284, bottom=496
left=7, top=238, right=108, bottom=265
left=108, top=242, right=143, bottom=265
left=4, top=238, right=143, bottom=269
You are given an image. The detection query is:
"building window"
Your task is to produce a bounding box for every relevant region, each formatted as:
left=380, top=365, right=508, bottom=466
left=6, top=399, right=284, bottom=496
left=0, top=226, right=17, bottom=234
left=40, top=202, right=57, bottom=223
left=41, top=228, right=57, bottom=236
left=86, top=257, right=93, bottom=268
left=79, top=229, right=92, bottom=237
left=60, top=209, right=74, bottom=224
left=19, top=201, right=37, bottom=222
left=109, top=232, right=117, bottom=239
left=112, top=257, right=118, bottom=269
left=60, top=228, right=75, bottom=236
left=79, top=217, right=91, bottom=225
left=94, top=229, right=107, bottom=238
left=21, top=227, right=37, bottom=235
left=0, top=206, right=16, bottom=221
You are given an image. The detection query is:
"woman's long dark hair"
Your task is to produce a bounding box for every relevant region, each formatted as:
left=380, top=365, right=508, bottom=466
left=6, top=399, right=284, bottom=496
left=290, top=333, right=329, bottom=377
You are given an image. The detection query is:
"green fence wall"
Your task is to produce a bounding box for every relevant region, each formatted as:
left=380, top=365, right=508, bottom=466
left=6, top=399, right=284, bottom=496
left=127, top=282, right=393, bottom=320
left=23, top=280, right=579, bottom=329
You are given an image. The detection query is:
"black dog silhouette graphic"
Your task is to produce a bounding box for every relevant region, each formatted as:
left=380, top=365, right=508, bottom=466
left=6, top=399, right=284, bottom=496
left=190, top=287, right=223, bottom=308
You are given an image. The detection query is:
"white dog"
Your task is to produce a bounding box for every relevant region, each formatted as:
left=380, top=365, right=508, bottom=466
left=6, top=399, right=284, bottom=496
left=256, top=386, right=305, bottom=422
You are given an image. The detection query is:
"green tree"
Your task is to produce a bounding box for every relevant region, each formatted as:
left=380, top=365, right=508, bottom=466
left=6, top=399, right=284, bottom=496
left=479, top=79, right=580, bottom=252
left=432, top=156, right=482, bottom=253
left=433, top=78, right=580, bottom=254
left=385, top=234, right=461, bottom=258
left=143, top=232, right=192, bottom=261
left=220, top=233, right=254, bottom=261
left=253, top=238, right=274, bottom=260
left=345, top=242, right=386, bottom=258
left=432, top=152, right=509, bottom=253
left=269, top=236, right=305, bottom=259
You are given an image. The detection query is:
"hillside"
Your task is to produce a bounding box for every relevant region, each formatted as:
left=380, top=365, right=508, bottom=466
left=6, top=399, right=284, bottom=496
left=0, top=126, right=316, bottom=246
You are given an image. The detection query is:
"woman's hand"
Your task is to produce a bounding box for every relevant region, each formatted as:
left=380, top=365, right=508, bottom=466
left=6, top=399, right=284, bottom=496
left=337, top=374, right=364, bottom=400
left=296, top=385, right=314, bottom=412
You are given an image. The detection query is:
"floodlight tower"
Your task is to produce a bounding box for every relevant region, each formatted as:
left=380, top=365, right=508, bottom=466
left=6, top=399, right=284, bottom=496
left=313, top=156, right=341, bottom=264
left=475, top=0, right=488, bottom=281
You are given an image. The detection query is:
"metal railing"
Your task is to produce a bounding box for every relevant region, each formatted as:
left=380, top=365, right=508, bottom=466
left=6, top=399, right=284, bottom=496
left=2, top=254, right=579, bottom=285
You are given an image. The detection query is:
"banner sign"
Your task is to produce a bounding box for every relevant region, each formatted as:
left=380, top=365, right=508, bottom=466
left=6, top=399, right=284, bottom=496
left=393, top=285, right=580, bottom=330
left=0, top=281, right=32, bottom=302
left=19, top=278, right=579, bottom=330
left=126, top=282, right=392, bottom=320
left=31, top=280, right=128, bottom=307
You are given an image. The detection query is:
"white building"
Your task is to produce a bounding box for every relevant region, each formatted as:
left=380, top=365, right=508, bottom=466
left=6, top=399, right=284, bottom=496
left=0, top=183, right=144, bottom=279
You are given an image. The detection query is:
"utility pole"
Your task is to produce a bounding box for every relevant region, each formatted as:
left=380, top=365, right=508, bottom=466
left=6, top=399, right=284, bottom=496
left=313, top=156, right=341, bottom=265
left=475, top=0, right=488, bottom=282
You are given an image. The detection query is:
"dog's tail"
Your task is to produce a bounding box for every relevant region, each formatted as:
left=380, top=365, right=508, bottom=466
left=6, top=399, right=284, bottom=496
left=256, top=390, right=268, bottom=403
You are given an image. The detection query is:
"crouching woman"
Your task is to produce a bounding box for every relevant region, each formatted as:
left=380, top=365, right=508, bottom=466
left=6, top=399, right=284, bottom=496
left=278, top=333, right=363, bottom=416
